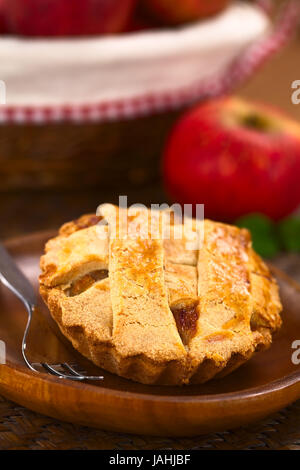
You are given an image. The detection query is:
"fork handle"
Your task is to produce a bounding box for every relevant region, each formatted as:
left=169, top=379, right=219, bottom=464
left=0, top=242, right=37, bottom=309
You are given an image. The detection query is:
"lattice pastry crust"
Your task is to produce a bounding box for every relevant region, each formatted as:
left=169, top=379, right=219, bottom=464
left=39, top=205, right=282, bottom=385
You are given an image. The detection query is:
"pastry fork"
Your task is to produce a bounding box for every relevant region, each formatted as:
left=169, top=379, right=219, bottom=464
left=0, top=242, right=103, bottom=381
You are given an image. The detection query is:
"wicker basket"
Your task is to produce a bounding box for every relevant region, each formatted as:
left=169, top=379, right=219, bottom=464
left=0, top=110, right=181, bottom=191
left=0, top=0, right=297, bottom=191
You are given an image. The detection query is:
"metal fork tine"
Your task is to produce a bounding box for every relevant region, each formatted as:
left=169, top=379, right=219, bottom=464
left=80, top=375, right=104, bottom=381
left=61, top=363, right=85, bottom=377
left=63, top=364, right=104, bottom=380
left=42, top=363, right=65, bottom=376
left=44, top=362, right=104, bottom=381
left=69, top=363, right=88, bottom=374
left=41, top=363, right=85, bottom=381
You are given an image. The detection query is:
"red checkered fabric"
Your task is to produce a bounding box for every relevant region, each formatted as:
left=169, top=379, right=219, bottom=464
left=0, top=0, right=298, bottom=124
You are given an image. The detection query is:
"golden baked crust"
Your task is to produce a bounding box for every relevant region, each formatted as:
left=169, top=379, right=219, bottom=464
left=39, top=205, right=282, bottom=385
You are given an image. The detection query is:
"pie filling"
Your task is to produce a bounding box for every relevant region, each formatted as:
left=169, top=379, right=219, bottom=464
left=68, top=269, right=109, bottom=296
left=250, top=311, right=269, bottom=331
left=171, top=299, right=199, bottom=345
left=75, top=215, right=102, bottom=231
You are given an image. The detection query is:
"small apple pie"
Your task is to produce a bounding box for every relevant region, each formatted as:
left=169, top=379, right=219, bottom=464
left=39, top=204, right=282, bottom=385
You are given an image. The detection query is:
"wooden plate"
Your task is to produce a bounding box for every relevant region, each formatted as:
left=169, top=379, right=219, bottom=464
left=0, top=231, right=299, bottom=437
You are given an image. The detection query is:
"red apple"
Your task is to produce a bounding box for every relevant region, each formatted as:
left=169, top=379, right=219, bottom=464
left=125, top=8, right=158, bottom=33
left=3, top=0, right=137, bottom=36
left=163, top=97, right=300, bottom=222
left=0, top=0, right=9, bottom=33
left=142, top=0, right=230, bottom=25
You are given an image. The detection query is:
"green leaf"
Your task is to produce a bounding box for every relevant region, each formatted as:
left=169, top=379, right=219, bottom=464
left=277, top=217, right=300, bottom=252
left=235, top=213, right=280, bottom=258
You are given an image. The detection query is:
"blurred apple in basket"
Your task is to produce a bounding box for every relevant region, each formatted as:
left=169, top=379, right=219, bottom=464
left=125, top=5, right=159, bottom=32
left=142, top=0, right=230, bottom=25
left=163, top=97, right=300, bottom=222
left=0, top=0, right=8, bottom=33
left=3, top=0, right=137, bottom=36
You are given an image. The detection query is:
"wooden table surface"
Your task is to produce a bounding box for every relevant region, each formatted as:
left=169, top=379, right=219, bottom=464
left=0, top=19, right=299, bottom=451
